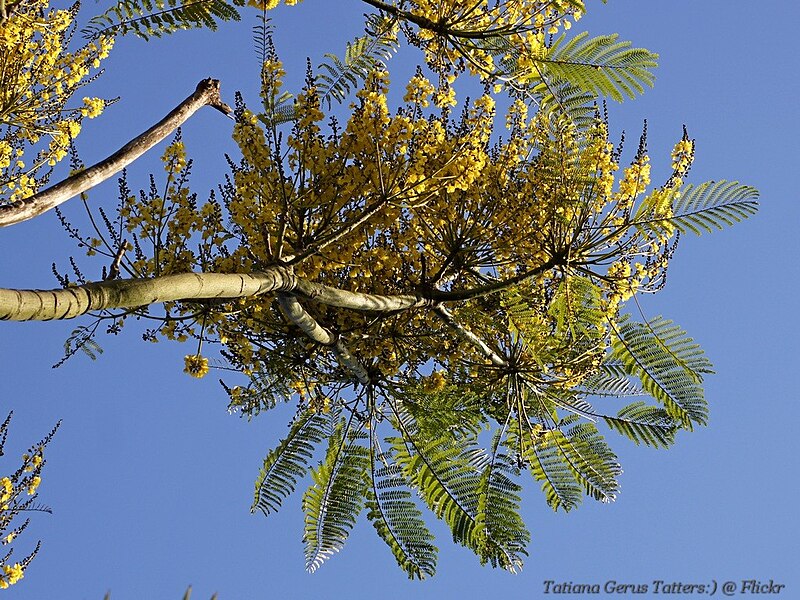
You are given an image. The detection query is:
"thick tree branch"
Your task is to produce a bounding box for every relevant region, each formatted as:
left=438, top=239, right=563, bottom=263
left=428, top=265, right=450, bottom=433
left=277, top=294, right=334, bottom=346
left=0, top=268, right=296, bottom=321
left=0, top=253, right=564, bottom=321
left=278, top=294, right=371, bottom=386
left=292, top=278, right=430, bottom=312
left=0, top=78, right=232, bottom=228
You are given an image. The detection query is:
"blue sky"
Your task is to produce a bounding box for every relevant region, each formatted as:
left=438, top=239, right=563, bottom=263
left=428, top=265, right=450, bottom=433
left=2, top=1, right=798, bottom=598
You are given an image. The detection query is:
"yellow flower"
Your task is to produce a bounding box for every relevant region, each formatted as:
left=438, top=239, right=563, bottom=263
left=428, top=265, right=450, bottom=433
left=0, top=477, right=12, bottom=503
left=423, top=370, right=447, bottom=393
left=27, top=476, right=41, bottom=495
left=80, top=97, right=105, bottom=118
left=183, top=354, right=210, bottom=378
left=2, top=563, right=23, bottom=585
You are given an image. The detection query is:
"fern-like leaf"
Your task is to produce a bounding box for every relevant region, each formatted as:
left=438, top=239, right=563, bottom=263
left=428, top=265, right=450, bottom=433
left=603, top=401, right=679, bottom=448
left=553, top=418, right=620, bottom=503
left=366, top=449, right=438, bottom=579
left=316, top=14, right=398, bottom=108
left=391, top=410, right=526, bottom=567
left=398, top=382, right=486, bottom=442
left=638, top=180, right=759, bottom=236
left=390, top=433, right=479, bottom=549
left=579, top=361, right=644, bottom=398
left=481, top=31, right=656, bottom=104
left=540, top=32, right=658, bottom=102
left=302, top=422, right=369, bottom=572
left=611, top=315, right=713, bottom=428
left=251, top=409, right=328, bottom=516
left=473, top=433, right=529, bottom=572
left=83, top=0, right=244, bottom=40
left=524, top=431, right=583, bottom=511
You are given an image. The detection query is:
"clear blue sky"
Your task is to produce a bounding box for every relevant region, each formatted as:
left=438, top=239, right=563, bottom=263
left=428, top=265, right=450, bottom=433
left=2, top=1, right=798, bottom=598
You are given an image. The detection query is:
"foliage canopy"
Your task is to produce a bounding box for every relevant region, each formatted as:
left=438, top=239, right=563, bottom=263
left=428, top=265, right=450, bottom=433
left=0, top=0, right=757, bottom=584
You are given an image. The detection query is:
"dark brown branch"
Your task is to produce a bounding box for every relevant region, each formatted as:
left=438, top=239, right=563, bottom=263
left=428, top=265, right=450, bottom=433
left=361, top=0, right=517, bottom=40
left=0, top=78, right=232, bottom=228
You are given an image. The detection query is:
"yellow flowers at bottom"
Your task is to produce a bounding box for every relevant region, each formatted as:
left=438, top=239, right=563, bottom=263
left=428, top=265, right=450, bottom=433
left=0, top=478, right=12, bottom=503
left=0, top=563, right=24, bottom=588
left=183, top=355, right=210, bottom=378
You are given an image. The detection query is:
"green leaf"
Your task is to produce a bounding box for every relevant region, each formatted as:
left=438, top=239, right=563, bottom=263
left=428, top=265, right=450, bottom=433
left=83, top=0, right=244, bottom=40
left=611, top=315, right=712, bottom=428
left=473, top=433, right=529, bottom=572
left=524, top=430, right=583, bottom=512
left=603, top=401, right=680, bottom=448
left=554, top=417, right=620, bottom=503
left=251, top=409, right=328, bottom=516
left=398, top=382, right=486, bottom=442
left=302, top=421, right=369, bottom=572
left=316, top=13, right=398, bottom=108
left=366, top=449, right=438, bottom=579
left=390, top=432, right=479, bottom=548
left=541, top=32, right=658, bottom=102
left=670, top=180, right=759, bottom=235
left=579, top=361, right=644, bottom=398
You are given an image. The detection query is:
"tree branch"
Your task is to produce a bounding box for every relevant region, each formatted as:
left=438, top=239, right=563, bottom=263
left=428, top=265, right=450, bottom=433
left=432, top=305, right=507, bottom=367
left=278, top=294, right=371, bottom=386
left=0, top=78, right=233, bottom=228
left=276, top=294, right=334, bottom=346
left=0, top=253, right=564, bottom=321
left=292, top=278, right=430, bottom=312
left=360, top=0, right=517, bottom=40
left=0, top=267, right=295, bottom=321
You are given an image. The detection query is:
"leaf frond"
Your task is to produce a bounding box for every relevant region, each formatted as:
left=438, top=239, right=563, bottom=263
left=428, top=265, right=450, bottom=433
left=302, top=421, right=369, bottom=572
left=83, top=0, right=244, bottom=40
left=366, top=449, right=438, bottom=579
left=251, top=409, right=328, bottom=516
left=612, top=315, right=712, bottom=428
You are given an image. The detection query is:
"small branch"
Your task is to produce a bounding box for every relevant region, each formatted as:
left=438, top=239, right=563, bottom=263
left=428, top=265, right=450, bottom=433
left=276, top=294, right=334, bottom=346
left=361, top=0, right=515, bottom=40
left=423, top=253, right=565, bottom=302
left=433, top=305, right=507, bottom=368
left=332, top=339, right=372, bottom=386
left=0, top=78, right=233, bottom=228
left=104, top=241, right=128, bottom=280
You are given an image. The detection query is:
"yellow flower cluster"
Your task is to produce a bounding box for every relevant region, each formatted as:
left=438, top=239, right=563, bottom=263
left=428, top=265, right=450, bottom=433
left=184, top=354, right=210, bottom=378
left=0, top=478, right=11, bottom=507
left=617, top=156, right=651, bottom=200
left=1, top=427, right=53, bottom=591
left=0, top=0, right=113, bottom=202
left=0, top=563, right=24, bottom=589
left=403, top=0, right=584, bottom=80
left=671, top=136, right=694, bottom=173
left=246, top=0, right=302, bottom=9
left=80, top=97, right=106, bottom=119
left=422, top=370, right=447, bottom=393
